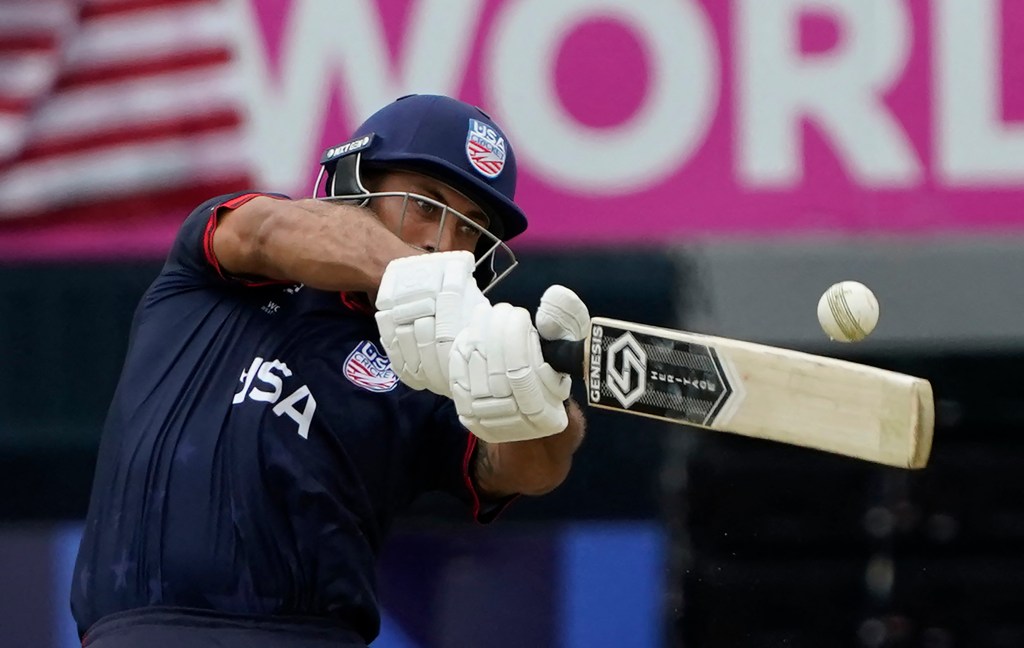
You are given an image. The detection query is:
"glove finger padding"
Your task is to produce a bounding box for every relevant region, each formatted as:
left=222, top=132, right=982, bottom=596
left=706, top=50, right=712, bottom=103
left=450, top=303, right=569, bottom=443
left=449, top=302, right=491, bottom=417
left=435, top=255, right=487, bottom=342
left=484, top=304, right=513, bottom=398
left=413, top=316, right=446, bottom=388
left=536, top=285, right=590, bottom=342
left=375, top=251, right=487, bottom=396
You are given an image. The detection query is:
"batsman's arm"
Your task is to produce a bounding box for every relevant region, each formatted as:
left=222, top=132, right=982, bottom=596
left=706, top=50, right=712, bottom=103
left=213, top=196, right=419, bottom=292
left=473, top=399, right=587, bottom=498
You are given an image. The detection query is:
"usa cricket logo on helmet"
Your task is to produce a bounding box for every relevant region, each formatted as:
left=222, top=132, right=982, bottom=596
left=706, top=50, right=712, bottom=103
left=466, top=118, right=506, bottom=178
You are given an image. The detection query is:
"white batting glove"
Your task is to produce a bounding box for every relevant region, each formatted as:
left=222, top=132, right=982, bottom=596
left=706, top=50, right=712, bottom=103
left=536, top=285, right=591, bottom=342
left=450, top=298, right=582, bottom=444
left=375, top=251, right=489, bottom=396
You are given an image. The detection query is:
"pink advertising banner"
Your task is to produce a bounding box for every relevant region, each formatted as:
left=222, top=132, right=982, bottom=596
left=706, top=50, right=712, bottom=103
left=1, top=0, right=1022, bottom=259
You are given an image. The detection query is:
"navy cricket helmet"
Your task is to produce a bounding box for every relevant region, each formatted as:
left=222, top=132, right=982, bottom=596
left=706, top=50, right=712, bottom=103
left=315, top=94, right=528, bottom=242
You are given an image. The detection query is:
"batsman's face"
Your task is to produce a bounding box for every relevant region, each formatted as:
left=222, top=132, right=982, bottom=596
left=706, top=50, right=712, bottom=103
left=364, top=170, right=490, bottom=254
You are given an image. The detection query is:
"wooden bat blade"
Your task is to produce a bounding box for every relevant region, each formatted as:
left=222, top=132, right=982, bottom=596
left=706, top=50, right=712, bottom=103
left=542, top=317, right=934, bottom=469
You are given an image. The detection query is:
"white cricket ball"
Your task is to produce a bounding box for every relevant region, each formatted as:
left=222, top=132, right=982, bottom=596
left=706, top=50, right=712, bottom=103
left=817, top=281, right=879, bottom=342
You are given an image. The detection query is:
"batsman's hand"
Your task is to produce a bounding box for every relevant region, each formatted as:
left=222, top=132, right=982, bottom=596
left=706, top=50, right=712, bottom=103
left=375, top=251, right=488, bottom=396
left=450, top=287, right=589, bottom=443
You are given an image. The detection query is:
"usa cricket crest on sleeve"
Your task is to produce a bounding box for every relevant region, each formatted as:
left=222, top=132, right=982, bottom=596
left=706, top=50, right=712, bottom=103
left=588, top=322, right=744, bottom=427
left=344, top=341, right=399, bottom=393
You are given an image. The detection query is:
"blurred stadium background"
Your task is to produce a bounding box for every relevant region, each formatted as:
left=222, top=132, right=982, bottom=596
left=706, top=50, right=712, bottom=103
left=2, top=1, right=1023, bottom=646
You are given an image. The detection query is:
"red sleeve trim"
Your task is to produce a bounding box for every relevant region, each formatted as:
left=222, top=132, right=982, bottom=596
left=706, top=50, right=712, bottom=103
left=461, top=434, right=518, bottom=524
left=340, top=291, right=375, bottom=315
left=461, top=434, right=484, bottom=521
left=202, top=192, right=291, bottom=286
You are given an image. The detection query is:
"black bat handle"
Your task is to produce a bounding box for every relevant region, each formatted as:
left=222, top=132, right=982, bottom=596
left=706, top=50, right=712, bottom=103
left=540, top=338, right=584, bottom=376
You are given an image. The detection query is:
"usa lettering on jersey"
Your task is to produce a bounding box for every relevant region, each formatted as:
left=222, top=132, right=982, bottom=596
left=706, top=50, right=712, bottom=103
left=232, top=357, right=317, bottom=438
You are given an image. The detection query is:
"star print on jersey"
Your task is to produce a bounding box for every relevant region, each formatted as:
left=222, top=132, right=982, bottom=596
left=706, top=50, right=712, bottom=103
left=206, top=563, right=282, bottom=611
left=79, top=566, right=91, bottom=596
left=148, top=577, right=164, bottom=605
left=174, top=440, right=197, bottom=464
left=111, top=549, right=134, bottom=591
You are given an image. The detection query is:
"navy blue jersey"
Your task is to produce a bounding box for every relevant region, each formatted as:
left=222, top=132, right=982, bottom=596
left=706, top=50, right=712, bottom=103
left=72, top=193, right=506, bottom=644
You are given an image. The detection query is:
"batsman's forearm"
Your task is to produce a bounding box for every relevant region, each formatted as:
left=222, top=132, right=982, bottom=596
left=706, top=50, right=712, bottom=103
left=218, top=197, right=420, bottom=292
left=480, top=400, right=586, bottom=497
left=256, top=199, right=421, bottom=291
left=540, top=399, right=586, bottom=467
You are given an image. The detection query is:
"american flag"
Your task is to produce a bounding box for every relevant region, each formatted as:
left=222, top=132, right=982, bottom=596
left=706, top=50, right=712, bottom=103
left=0, top=0, right=250, bottom=258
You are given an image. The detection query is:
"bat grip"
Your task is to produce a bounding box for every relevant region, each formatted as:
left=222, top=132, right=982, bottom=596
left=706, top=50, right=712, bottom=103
left=540, top=338, right=584, bottom=376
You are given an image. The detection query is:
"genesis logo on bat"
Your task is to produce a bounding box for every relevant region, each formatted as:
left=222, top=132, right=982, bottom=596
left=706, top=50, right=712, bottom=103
left=606, top=332, right=648, bottom=408
left=589, top=322, right=736, bottom=426
left=589, top=324, right=649, bottom=409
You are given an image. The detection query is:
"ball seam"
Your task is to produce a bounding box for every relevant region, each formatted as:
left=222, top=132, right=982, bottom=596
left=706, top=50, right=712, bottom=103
left=827, top=288, right=867, bottom=340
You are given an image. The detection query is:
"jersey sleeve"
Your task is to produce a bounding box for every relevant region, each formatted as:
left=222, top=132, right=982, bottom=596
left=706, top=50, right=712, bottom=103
left=164, top=191, right=289, bottom=286
left=419, top=399, right=519, bottom=524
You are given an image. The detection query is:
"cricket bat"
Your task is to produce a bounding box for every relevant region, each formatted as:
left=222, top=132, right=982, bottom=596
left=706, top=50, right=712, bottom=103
left=540, top=317, right=934, bottom=469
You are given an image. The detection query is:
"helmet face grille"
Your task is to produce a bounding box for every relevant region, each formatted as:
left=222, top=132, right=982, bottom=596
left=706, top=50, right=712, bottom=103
left=316, top=188, right=518, bottom=294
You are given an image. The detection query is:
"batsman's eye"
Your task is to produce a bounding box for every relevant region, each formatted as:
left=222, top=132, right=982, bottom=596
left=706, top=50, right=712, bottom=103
left=458, top=221, right=483, bottom=239
left=413, top=198, right=439, bottom=217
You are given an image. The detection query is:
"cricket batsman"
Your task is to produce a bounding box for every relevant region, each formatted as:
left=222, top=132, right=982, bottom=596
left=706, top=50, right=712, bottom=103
left=71, top=94, right=589, bottom=647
